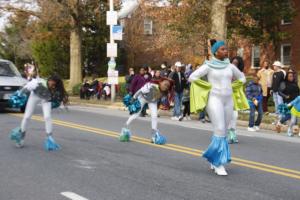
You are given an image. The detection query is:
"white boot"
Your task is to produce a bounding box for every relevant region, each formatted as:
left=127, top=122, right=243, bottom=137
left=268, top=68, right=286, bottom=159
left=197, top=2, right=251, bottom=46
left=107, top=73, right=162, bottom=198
left=214, top=165, right=228, bottom=176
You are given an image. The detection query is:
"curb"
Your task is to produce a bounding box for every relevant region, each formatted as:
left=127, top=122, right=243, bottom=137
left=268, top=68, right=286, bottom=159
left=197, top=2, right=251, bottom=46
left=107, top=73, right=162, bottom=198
left=69, top=101, right=287, bottom=133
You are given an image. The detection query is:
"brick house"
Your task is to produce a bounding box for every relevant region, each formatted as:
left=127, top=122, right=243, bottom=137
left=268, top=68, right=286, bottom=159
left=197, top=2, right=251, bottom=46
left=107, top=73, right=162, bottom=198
left=120, top=2, right=207, bottom=69
left=122, top=1, right=299, bottom=72
left=230, top=0, right=300, bottom=72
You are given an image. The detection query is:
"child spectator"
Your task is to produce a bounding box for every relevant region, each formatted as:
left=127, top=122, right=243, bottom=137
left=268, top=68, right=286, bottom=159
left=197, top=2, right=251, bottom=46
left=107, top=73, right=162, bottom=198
left=287, top=96, right=300, bottom=137
left=246, top=75, right=263, bottom=132
left=180, top=86, right=191, bottom=121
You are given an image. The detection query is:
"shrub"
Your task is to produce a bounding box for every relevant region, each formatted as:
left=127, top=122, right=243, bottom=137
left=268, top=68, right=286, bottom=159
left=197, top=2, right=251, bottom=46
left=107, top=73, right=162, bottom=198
left=118, top=82, right=127, bottom=97
left=72, top=83, right=82, bottom=95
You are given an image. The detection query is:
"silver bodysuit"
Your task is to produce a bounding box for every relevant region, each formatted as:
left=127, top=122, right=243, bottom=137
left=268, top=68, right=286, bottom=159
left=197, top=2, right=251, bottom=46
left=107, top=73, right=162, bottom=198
left=189, top=63, right=246, bottom=136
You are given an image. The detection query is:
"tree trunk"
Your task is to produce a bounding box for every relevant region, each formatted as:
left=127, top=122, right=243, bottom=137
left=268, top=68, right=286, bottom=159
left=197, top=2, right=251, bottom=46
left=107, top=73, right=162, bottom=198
left=69, top=27, right=82, bottom=90
left=211, top=0, right=232, bottom=40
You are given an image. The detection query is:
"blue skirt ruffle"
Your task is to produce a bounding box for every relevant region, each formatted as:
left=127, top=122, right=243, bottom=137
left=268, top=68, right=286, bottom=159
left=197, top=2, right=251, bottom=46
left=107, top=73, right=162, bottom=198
left=202, top=135, right=231, bottom=167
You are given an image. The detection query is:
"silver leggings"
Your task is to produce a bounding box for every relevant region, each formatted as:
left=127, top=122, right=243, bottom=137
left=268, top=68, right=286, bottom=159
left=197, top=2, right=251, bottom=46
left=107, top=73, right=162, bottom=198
left=21, top=93, right=52, bottom=134
left=206, top=92, right=233, bottom=136
left=126, top=96, right=158, bottom=131
left=228, top=110, right=238, bottom=130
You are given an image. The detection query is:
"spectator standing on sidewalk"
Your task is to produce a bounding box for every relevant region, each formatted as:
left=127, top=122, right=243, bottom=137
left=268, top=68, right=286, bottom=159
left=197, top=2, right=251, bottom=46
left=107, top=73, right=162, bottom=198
left=152, top=70, right=161, bottom=81
left=160, top=63, right=169, bottom=78
left=170, top=62, right=186, bottom=121
left=130, top=67, right=150, bottom=117
left=246, top=75, right=263, bottom=132
left=276, top=72, right=300, bottom=131
left=180, top=65, right=192, bottom=121
left=271, top=61, right=286, bottom=115
left=130, top=67, right=147, bottom=95
left=125, top=68, right=135, bottom=93
left=257, top=61, right=274, bottom=113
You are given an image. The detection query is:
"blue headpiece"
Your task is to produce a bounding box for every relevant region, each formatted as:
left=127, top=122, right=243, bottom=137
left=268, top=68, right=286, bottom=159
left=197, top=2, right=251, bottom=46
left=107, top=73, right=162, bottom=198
left=211, top=41, right=225, bottom=55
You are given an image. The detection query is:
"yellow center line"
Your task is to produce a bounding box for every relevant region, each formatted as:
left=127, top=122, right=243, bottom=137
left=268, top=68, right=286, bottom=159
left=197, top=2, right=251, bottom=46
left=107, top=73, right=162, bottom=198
left=10, top=113, right=300, bottom=180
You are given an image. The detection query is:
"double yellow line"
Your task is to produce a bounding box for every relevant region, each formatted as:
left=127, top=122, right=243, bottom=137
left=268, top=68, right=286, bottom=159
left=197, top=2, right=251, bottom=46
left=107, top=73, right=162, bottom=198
left=11, top=113, right=300, bottom=181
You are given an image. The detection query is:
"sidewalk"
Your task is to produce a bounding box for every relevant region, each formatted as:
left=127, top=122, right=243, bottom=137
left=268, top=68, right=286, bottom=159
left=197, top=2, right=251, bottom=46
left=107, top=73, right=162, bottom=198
left=69, top=96, right=292, bottom=136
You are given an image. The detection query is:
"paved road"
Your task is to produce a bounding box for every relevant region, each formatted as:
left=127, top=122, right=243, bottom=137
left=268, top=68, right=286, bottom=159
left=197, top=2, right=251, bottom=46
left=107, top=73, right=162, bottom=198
left=1, top=105, right=300, bottom=200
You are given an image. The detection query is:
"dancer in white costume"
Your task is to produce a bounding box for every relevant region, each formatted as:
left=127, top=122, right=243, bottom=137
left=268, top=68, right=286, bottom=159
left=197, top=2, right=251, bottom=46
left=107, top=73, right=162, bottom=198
left=121, top=78, right=173, bottom=144
left=189, top=40, right=246, bottom=176
left=10, top=75, right=68, bottom=150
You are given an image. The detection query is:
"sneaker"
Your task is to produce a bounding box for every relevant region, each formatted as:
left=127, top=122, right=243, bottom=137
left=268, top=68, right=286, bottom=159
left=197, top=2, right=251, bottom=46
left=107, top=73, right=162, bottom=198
left=186, top=116, right=192, bottom=121
left=214, top=165, right=228, bottom=176
left=247, top=127, right=256, bottom=132
left=171, top=116, right=179, bottom=121
left=254, top=126, right=260, bottom=131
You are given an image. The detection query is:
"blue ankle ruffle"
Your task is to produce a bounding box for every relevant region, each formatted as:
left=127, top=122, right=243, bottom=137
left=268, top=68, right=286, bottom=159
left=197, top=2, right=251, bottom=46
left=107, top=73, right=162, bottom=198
left=203, top=135, right=231, bottom=167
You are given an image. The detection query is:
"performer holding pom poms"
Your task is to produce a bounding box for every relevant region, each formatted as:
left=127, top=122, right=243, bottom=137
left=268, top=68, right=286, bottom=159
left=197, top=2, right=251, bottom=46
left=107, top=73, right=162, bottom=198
left=189, top=39, right=246, bottom=176
left=9, top=75, right=68, bottom=150
left=120, top=78, right=173, bottom=144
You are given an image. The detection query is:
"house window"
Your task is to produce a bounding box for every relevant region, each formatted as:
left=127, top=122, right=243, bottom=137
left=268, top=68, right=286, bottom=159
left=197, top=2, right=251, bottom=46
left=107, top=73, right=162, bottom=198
left=251, top=46, right=260, bottom=68
left=281, top=17, right=292, bottom=25
left=144, top=18, right=153, bottom=35
left=237, top=48, right=244, bottom=57
left=281, top=44, right=291, bottom=66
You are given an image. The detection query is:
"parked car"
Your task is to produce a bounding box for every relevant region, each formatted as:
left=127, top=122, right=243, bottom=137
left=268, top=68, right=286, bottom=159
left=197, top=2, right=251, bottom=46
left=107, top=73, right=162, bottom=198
left=0, top=59, right=28, bottom=112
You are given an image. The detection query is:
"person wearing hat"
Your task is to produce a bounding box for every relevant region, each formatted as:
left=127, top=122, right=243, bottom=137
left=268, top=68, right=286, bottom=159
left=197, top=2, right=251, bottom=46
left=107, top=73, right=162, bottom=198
left=170, top=61, right=187, bottom=121
left=257, top=60, right=274, bottom=113
left=160, top=62, right=169, bottom=78
left=189, top=39, right=246, bottom=176
left=271, top=61, right=286, bottom=115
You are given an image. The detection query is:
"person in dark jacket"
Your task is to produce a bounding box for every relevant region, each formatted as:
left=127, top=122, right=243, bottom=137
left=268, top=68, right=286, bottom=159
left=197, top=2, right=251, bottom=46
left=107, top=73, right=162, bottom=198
left=246, top=75, right=263, bottom=132
left=276, top=72, right=300, bottom=131
left=130, top=67, right=149, bottom=117
left=271, top=61, right=286, bottom=114
left=160, top=63, right=169, bottom=78
left=170, top=61, right=187, bottom=120
left=125, top=68, right=135, bottom=93
left=130, top=67, right=147, bottom=95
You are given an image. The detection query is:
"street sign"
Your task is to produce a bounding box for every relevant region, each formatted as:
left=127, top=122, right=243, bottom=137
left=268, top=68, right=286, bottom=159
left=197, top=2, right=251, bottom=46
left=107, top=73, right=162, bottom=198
left=108, top=59, right=116, bottom=70
left=112, top=25, right=123, bottom=40
left=107, top=43, right=118, bottom=58
left=106, top=11, right=118, bottom=25
left=107, top=70, right=119, bottom=85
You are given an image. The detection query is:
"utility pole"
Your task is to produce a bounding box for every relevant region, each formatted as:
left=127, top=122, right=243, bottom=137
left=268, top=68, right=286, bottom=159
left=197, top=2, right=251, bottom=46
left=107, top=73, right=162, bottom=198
left=106, top=0, right=139, bottom=102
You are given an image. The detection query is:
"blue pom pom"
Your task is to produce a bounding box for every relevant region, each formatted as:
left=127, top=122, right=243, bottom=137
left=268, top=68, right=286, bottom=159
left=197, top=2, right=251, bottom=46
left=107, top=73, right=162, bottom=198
left=123, top=94, right=132, bottom=107
left=44, top=136, right=60, bottom=151
left=152, top=131, right=167, bottom=145
left=8, top=91, right=28, bottom=108
left=51, top=100, right=61, bottom=109
left=277, top=103, right=291, bottom=115
left=128, top=99, right=141, bottom=115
